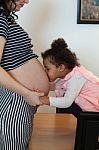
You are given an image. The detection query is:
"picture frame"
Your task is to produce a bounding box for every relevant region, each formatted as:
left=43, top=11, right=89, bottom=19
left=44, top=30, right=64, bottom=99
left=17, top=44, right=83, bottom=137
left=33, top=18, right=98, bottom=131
left=77, top=0, right=99, bottom=24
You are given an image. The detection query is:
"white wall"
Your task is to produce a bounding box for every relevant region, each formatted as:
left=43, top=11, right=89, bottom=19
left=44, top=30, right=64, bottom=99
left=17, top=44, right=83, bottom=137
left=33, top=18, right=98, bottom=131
left=17, top=0, right=99, bottom=112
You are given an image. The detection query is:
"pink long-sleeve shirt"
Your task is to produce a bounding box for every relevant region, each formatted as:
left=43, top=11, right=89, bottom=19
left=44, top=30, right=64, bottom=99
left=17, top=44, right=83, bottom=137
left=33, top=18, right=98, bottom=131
left=49, top=66, right=99, bottom=112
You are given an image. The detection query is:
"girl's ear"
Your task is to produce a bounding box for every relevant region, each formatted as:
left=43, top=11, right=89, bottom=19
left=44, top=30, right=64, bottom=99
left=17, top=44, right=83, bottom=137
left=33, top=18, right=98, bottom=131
left=58, top=64, right=65, bottom=72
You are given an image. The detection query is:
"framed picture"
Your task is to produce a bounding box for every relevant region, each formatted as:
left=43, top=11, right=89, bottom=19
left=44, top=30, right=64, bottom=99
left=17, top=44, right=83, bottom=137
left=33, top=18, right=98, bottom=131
left=77, top=0, right=99, bottom=24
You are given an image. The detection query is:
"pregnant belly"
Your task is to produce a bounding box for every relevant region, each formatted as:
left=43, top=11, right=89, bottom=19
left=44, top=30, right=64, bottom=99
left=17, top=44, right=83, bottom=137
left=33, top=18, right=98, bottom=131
left=9, top=58, right=49, bottom=95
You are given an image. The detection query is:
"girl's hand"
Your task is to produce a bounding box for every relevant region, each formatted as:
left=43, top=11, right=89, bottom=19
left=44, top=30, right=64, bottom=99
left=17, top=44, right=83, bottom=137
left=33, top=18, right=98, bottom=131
left=39, top=96, right=50, bottom=105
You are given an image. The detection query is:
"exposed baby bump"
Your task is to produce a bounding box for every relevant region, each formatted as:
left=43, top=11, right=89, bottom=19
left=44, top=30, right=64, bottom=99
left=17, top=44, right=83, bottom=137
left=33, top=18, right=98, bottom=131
left=9, top=58, right=50, bottom=95
left=29, top=58, right=50, bottom=95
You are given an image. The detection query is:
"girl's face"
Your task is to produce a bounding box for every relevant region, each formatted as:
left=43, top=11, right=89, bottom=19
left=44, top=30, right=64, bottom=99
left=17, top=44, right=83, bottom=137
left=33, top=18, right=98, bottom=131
left=43, top=58, right=69, bottom=82
left=9, top=0, right=29, bottom=11
left=43, top=58, right=60, bottom=82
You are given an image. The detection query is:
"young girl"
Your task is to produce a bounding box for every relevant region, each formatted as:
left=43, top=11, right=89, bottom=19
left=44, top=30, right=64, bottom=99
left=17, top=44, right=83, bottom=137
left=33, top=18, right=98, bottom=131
left=40, top=38, right=99, bottom=115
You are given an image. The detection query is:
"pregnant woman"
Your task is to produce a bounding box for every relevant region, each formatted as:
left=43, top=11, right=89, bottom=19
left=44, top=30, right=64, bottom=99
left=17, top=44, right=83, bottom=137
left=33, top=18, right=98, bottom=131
left=0, top=0, right=49, bottom=149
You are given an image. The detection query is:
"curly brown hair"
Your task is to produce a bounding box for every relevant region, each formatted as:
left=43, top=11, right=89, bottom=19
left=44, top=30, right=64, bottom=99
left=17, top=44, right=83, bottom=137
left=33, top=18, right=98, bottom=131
left=0, top=0, right=17, bottom=18
left=41, top=38, right=80, bottom=70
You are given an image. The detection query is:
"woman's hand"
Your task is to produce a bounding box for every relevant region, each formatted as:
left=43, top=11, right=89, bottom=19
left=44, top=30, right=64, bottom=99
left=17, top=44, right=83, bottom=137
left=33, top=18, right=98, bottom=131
left=32, top=88, right=50, bottom=105
left=24, top=91, right=44, bottom=106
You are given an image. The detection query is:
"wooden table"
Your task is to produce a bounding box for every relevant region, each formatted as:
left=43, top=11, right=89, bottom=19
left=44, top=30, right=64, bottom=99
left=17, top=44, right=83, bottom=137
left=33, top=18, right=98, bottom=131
left=29, top=113, right=77, bottom=150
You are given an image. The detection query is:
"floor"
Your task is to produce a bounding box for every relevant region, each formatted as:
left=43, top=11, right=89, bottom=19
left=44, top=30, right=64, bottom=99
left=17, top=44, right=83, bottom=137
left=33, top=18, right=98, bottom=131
left=29, top=113, right=77, bottom=150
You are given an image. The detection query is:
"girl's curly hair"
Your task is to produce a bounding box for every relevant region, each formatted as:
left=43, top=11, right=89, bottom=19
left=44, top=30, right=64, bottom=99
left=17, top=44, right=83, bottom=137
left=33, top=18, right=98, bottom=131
left=41, top=38, right=80, bottom=70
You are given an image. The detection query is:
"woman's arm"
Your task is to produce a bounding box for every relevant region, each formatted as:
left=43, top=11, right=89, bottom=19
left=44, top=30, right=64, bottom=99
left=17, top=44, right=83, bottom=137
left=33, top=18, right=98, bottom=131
left=0, top=36, right=43, bottom=106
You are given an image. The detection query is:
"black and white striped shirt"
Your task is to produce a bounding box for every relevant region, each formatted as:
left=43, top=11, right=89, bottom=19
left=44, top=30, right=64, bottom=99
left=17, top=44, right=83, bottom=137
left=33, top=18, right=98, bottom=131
left=0, top=8, right=38, bottom=71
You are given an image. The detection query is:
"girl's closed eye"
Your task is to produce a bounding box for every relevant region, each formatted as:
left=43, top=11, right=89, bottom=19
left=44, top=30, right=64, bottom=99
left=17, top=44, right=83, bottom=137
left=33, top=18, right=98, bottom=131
left=46, top=68, right=49, bottom=71
left=45, top=67, right=50, bottom=72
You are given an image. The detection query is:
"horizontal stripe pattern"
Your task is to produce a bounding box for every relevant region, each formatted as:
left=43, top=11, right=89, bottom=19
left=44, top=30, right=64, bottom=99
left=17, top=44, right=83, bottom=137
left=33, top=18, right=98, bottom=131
left=0, top=8, right=38, bottom=71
